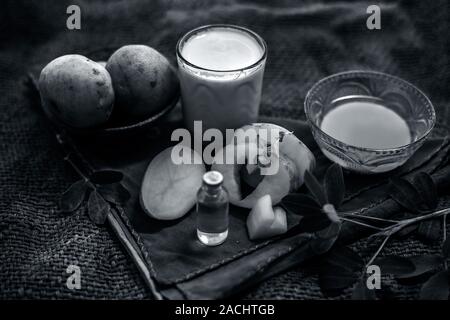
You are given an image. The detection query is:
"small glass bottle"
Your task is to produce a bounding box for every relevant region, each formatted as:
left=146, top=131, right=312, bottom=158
left=196, top=171, right=229, bottom=246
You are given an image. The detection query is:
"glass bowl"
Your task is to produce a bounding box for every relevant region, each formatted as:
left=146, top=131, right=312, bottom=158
left=304, top=70, right=436, bottom=174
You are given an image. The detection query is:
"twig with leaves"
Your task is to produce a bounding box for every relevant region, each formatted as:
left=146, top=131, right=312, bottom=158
left=60, top=153, right=130, bottom=224
left=281, top=164, right=450, bottom=300
left=56, top=133, right=163, bottom=300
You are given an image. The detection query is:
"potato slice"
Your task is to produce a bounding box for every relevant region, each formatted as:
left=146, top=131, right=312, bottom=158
left=247, top=195, right=288, bottom=240
left=140, top=146, right=205, bottom=220
left=270, top=207, right=288, bottom=235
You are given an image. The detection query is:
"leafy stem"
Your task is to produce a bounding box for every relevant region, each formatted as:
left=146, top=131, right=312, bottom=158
left=373, top=207, right=450, bottom=238
left=64, top=153, right=89, bottom=183
left=340, top=217, right=384, bottom=231
left=347, top=208, right=450, bottom=271
left=292, top=165, right=450, bottom=299
left=341, top=212, right=399, bottom=224
left=365, top=234, right=391, bottom=268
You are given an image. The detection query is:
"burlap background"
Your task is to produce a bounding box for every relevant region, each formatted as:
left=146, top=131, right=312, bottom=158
left=1, top=0, right=449, bottom=299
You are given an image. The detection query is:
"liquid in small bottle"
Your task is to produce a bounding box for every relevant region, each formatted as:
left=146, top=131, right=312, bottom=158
left=196, top=171, right=229, bottom=246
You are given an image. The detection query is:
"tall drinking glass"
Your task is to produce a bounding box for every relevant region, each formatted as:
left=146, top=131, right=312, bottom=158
left=176, top=24, right=267, bottom=132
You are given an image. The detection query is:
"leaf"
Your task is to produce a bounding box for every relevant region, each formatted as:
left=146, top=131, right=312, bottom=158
left=413, top=172, right=438, bottom=210
left=88, top=191, right=110, bottom=225
left=309, top=221, right=341, bottom=254
left=443, top=238, right=450, bottom=258
left=319, top=266, right=358, bottom=292
left=316, top=221, right=341, bottom=240
left=90, top=170, right=124, bottom=185
left=97, top=183, right=131, bottom=205
left=419, top=270, right=450, bottom=300
left=324, top=163, right=345, bottom=208
left=304, top=170, right=327, bottom=205
left=351, top=279, right=377, bottom=300
left=396, top=255, right=443, bottom=279
left=374, top=256, right=416, bottom=277
left=323, top=246, right=364, bottom=273
left=389, top=177, right=422, bottom=213
left=284, top=215, right=331, bottom=237
left=299, top=215, right=332, bottom=233
left=59, top=180, right=89, bottom=213
left=417, top=219, right=441, bottom=243
left=281, top=193, right=322, bottom=216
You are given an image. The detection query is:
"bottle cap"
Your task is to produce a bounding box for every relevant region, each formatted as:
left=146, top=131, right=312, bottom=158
left=203, top=171, right=223, bottom=186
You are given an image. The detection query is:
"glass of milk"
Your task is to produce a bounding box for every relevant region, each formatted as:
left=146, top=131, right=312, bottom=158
left=176, top=25, right=267, bottom=132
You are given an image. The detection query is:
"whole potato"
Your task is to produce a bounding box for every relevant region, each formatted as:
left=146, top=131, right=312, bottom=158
left=39, top=54, right=115, bottom=128
left=106, top=45, right=179, bottom=119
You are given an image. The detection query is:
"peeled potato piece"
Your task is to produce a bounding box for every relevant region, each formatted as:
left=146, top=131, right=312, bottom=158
left=212, top=123, right=315, bottom=209
left=212, top=143, right=291, bottom=208
left=270, top=207, right=288, bottom=235
left=239, top=123, right=316, bottom=190
left=247, top=195, right=288, bottom=240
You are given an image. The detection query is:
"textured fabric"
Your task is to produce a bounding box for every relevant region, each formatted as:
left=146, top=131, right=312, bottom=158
left=1, top=0, right=450, bottom=299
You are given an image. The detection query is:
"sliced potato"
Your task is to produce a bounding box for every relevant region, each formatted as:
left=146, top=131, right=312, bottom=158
left=247, top=195, right=288, bottom=240
left=140, top=145, right=205, bottom=220
left=270, top=207, right=288, bottom=234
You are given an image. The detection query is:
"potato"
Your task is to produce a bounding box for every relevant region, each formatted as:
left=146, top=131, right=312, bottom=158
left=140, top=145, right=205, bottom=220
left=239, top=123, right=316, bottom=190
left=212, top=143, right=291, bottom=208
left=39, top=54, right=114, bottom=128
left=247, top=195, right=287, bottom=240
left=106, top=45, right=179, bottom=119
left=211, top=123, right=316, bottom=208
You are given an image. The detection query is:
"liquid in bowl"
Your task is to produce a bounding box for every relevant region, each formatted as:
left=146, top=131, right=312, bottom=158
left=320, top=100, right=412, bottom=149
